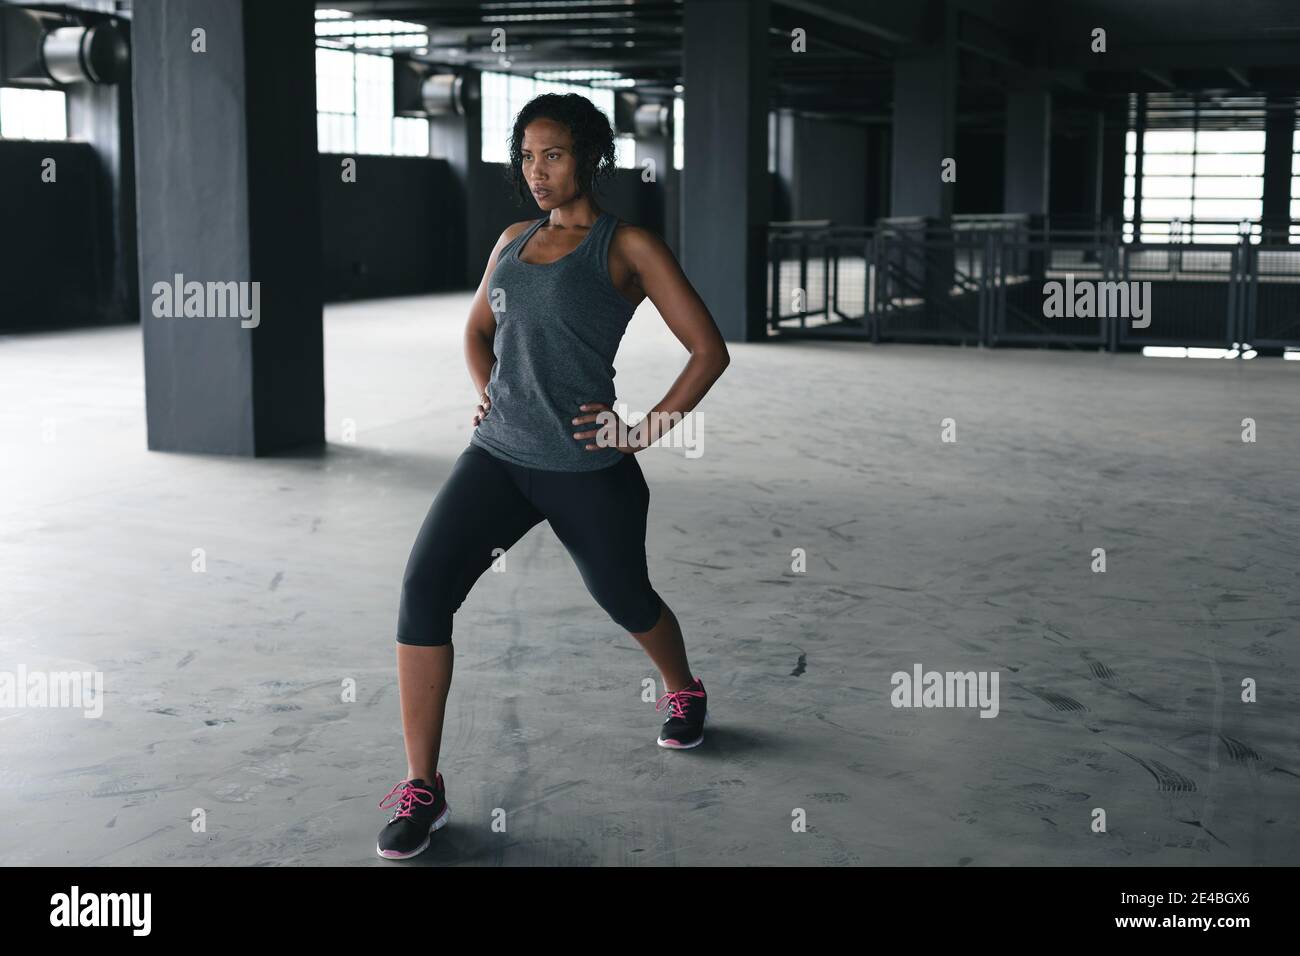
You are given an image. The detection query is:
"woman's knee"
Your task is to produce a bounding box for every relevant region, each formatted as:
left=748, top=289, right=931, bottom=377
left=599, top=584, right=663, bottom=634
left=396, top=553, right=467, bottom=647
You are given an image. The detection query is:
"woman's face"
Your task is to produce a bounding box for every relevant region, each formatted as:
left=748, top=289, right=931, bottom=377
left=521, top=118, right=580, bottom=210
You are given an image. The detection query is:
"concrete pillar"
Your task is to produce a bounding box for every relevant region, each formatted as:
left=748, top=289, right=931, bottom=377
left=131, top=0, right=323, bottom=456
left=681, top=0, right=770, bottom=343
left=1004, top=91, right=1051, bottom=217
left=1097, top=100, right=1126, bottom=232
left=1262, top=96, right=1295, bottom=241
left=889, top=32, right=957, bottom=325
left=890, top=48, right=956, bottom=220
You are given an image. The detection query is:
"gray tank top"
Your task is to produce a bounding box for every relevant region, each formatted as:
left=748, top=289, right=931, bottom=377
left=470, top=211, right=637, bottom=471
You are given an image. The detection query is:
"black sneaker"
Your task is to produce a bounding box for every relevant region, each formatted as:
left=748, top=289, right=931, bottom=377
left=656, top=677, right=708, bottom=749
left=376, top=773, right=450, bottom=859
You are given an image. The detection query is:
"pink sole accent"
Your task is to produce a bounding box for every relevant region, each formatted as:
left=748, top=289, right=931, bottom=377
left=657, top=711, right=709, bottom=749
left=376, top=804, right=451, bottom=860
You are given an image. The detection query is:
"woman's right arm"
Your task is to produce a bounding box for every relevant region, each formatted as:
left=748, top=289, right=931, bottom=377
left=466, top=223, right=531, bottom=423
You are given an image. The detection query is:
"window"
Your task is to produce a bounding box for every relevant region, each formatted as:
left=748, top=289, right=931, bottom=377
left=1125, top=97, right=1267, bottom=243
left=768, top=110, right=777, bottom=174
left=315, top=48, right=428, bottom=156
left=480, top=69, right=636, bottom=169
left=315, top=9, right=428, bottom=156
left=674, top=96, right=684, bottom=171
left=1290, top=129, right=1300, bottom=243
left=0, top=87, right=67, bottom=141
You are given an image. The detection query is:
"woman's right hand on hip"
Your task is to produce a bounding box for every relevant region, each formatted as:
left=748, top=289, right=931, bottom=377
left=472, top=390, right=491, bottom=426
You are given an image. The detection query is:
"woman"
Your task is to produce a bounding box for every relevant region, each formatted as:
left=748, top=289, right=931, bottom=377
left=376, top=92, right=730, bottom=860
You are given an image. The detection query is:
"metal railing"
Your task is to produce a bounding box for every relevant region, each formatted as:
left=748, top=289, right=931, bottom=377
left=766, top=215, right=1300, bottom=351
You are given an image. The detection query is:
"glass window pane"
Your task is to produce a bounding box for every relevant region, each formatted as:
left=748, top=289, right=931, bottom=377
left=1142, top=176, right=1194, bottom=198
left=1144, top=130, right=1194, bottom=153
left=1193, top=176, right=1262, bottom=199
left=318, top=112, right=355, bottom=153
left=355, top=52, right=393, bottom=119
left=480, top=70, right=510, bottom=164
left=393, top=116, right=428, bottom=156
left=357, top=114, right=390, bottom=155
left=315, top=49, right=355, bottom=114
left=1196, top=153, right=1262, bottom=176
left=1142, top=154, right=1192, bottom=175
left=1192, top=198, right=1261, bottom=219
left=674, top=96, right=684, bottom=170
left=0, top=87, right=67, bottom=140
left=616, top=134, right=636, bottom=169
left=508, top=74, right=535, bottom=117
left=1196, top=130, right=1264, bottom=153
left=1140, top=198, right=1192, bottom=218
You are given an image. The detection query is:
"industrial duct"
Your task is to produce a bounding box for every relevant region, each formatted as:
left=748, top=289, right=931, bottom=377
left=393, top=58, right=475, bottom=117
left=634, top=102, right=670, bottom=138
left=615, top=92, right=671, bottom=139
left=0, top=5, right=128, bottom=87
left=420, top=73, right=464, bottom=116
left=43, top=23, right=128, bottom=85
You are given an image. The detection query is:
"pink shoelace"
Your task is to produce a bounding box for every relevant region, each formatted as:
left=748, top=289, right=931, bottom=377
left=655, top=683, right=705, bottom=720
left=379, top=779, right=435, bottom=819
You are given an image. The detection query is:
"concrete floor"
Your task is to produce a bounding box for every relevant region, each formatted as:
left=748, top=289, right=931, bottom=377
left=1, top=295, right=1298, bottom=866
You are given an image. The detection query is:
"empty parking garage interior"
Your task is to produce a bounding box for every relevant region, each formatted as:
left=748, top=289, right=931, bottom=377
left=1, top=0, right=1298, bottom=894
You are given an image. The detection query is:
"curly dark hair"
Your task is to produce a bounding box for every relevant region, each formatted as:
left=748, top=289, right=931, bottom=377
left=505, top=92, right=617, bottom=205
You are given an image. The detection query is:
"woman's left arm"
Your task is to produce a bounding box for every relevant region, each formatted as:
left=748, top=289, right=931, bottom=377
left=583, top=226, right=731, bottom=452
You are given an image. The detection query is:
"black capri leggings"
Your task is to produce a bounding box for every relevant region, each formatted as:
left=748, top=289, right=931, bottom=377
left=396, top=442, right=664, bottom=646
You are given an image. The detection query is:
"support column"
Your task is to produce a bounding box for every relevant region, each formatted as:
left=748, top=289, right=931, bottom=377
left=132, top=0, right=323, bottom=455
left=1004, top=91, right=1051, bottom=218
left=681, top=0, right=770, bottom=342
left=1098, top=101, right=1125, bottom=231
left=889, top=29, right=957, bottom=330
left=1262, top=96, right=1295, bottom=241
left=890, top=47, right=956, bottom=220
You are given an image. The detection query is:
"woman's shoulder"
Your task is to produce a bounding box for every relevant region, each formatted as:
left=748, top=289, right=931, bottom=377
left=609, top=219, right=671, bottom=265
left=501, top=218, right=542, bottom=245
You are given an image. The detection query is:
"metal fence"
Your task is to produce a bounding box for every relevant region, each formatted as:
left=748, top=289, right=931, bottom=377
left=1242, top=245, right=1300, bottom=349
left=767, top=216, right=1300, bottom=351
left=767, top=220, right=871, bottom=335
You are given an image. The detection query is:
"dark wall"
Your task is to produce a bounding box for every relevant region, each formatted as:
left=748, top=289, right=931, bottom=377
left=775, top=113, right=870, bottom=225
left=319, top=152, right=460, bottom=301
left=6, top=144, right=669, bottom=328
left=954, top=128, right=1004, bottom=215
left=867, top=126, right=891, bottom=221
left=0, top=140, right=105, bottom=330
left=1050, top=130, right=1091, bottom=218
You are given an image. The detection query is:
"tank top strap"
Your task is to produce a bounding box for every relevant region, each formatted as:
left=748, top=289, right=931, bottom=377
left=582, top=211, right=619, bottom=276
left=511, top=215, right=548, bottom=257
